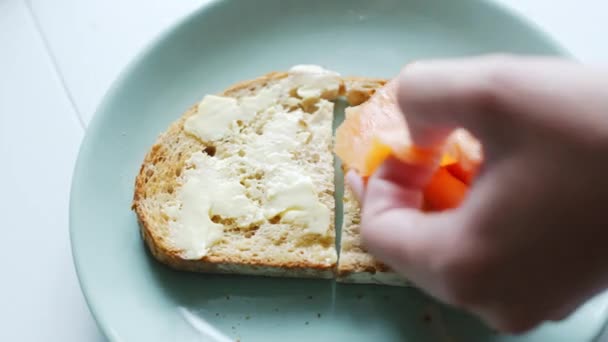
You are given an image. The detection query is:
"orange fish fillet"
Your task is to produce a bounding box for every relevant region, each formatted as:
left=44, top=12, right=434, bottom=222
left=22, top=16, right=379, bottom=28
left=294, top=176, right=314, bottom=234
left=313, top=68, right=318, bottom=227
left=335, top=78, right=482, bottom=210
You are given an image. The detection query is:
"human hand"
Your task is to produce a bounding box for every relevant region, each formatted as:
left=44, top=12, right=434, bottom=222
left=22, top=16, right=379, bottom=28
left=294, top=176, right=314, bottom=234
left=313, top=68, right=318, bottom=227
left=348, top=55, right=608, bottom=333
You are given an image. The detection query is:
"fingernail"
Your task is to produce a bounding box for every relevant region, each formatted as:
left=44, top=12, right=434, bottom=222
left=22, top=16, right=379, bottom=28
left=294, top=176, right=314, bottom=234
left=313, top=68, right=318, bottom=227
left=345, top=170, right=364, bottom=202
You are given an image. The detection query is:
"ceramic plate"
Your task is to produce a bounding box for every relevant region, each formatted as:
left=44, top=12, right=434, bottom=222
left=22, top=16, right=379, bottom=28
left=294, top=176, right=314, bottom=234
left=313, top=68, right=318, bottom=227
left=70, top=0, right=608, bottom=340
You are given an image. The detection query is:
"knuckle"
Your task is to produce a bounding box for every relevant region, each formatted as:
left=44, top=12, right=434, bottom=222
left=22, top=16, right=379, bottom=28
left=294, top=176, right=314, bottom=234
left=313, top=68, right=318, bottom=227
left=468, top=76, right=502, bottom=111
left=433, top=245, right=493, bottom=308
left=465, top=55, right=519, bottom=116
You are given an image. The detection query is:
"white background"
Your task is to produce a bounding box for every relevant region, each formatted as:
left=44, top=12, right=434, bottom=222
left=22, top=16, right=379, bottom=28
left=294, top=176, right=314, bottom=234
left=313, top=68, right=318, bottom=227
left=1, top=0, right=606, bottom=340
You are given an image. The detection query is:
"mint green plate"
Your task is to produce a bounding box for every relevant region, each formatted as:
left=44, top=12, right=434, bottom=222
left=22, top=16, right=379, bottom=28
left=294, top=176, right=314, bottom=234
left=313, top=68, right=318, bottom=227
left=70, top=0, right=608, bottom=341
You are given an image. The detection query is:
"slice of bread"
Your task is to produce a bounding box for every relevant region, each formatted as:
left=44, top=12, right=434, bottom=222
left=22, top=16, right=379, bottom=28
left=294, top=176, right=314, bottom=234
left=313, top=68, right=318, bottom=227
left=133, top=66, right=343, bottom=278
left=337, top=78, right=407, bottom=286
left=133, top=66, right=406, bottom=284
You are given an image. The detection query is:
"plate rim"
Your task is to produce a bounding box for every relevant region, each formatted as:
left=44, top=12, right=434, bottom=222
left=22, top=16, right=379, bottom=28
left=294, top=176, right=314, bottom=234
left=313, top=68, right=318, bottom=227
left=68, top=0, right=583, bottom=340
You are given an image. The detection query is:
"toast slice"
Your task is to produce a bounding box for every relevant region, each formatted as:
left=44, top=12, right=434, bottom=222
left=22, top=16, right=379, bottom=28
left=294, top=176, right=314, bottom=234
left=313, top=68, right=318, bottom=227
left=133, top=66, right=343, bottom=278
left=337, top=78, right=407, bottom=286
left=133, top=66, right=406, bottom=284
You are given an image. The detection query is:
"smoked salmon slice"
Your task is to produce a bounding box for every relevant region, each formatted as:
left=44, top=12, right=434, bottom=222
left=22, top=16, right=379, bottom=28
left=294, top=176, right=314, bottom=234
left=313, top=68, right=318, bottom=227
left=335, top=78, right=482, bottom=210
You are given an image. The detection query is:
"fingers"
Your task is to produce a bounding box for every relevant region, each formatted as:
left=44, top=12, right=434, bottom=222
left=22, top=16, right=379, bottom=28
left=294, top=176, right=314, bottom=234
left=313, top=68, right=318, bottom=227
left=354, top=158, right=466, bottom=299
left=397, top=55, right=512, bottom=148
left=362, top=158, right=426, bottom=216
left=345, top=155, right=436, bottom=206
left=346, top=55, right=606, bottom=334
left=396, top=55, right=601, bottom=152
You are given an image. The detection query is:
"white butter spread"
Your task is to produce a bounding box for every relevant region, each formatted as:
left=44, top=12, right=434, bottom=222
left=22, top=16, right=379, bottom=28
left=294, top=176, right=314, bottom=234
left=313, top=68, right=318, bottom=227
left=245, top=109, right=307, bottom=164
left=265, top=169, right=330, bottom=235
left=170, top=64, right=336, bottom=257
left=184, top=87, right=285, bottom=143
left=240, top=85, right=281, bottom=115
left=185, top=65, right=339, bottom=143
left=289, top=64, right=341, bottom=99
left=184, top=95, right=246, bottom=142
left=164, top=152, right=259, bottom=259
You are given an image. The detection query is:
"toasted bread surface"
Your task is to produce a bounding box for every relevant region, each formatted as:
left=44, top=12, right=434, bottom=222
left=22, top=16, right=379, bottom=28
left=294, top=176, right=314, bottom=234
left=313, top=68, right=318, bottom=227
left=133, top=70, right=340, bottom=278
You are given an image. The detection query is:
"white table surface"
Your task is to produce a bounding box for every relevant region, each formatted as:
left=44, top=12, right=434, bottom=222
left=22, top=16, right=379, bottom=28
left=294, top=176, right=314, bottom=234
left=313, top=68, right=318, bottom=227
left=1, top=0, right=606, bottom=340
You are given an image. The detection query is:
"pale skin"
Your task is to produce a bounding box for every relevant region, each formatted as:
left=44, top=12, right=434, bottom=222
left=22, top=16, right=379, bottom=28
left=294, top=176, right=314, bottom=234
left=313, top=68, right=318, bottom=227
left=347, top=55, right=608, bottom=334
